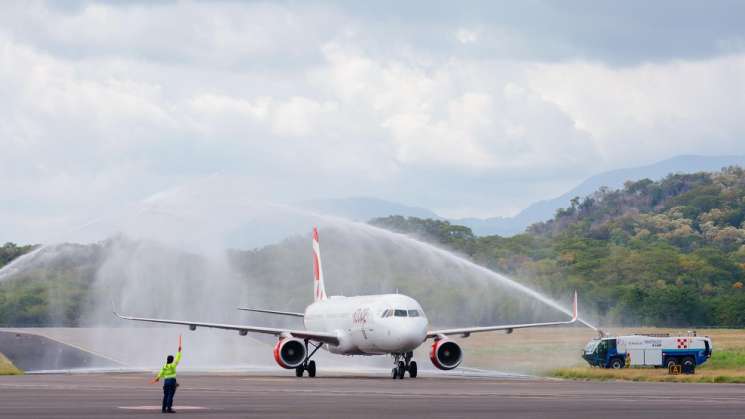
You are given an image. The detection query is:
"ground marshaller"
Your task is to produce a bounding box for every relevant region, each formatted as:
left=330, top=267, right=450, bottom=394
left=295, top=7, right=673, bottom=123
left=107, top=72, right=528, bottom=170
left=151, top=336, right=182, bottom=413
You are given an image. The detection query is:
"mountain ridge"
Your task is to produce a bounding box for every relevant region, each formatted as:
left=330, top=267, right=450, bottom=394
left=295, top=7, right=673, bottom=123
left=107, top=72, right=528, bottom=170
left=300, top=155, right=745, bottom=237
left=454, top=154, right=745, bottom=236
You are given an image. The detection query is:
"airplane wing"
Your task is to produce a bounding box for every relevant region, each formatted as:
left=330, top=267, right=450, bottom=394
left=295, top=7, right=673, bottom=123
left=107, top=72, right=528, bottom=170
left=237, top=307, right=305, bottom=317
left=427, top=291, right=579, bottom=339
left=113, top=311, right=339, bottom=345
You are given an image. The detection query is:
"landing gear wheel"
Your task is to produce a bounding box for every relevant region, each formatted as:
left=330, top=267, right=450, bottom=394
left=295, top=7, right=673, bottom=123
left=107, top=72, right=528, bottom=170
left=295, top=366, right=304, bottom=377
left=391, top=367, right=398, bottom=379
left=397, top=362, right=405, bottom=379
left=307, top=361, right=316, bottom=378
left=408, top=361, right=417, bottom=378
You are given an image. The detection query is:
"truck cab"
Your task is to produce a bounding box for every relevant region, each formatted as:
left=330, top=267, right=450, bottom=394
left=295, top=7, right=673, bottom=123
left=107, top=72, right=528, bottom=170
left=583, top=337, right=624, bottom=368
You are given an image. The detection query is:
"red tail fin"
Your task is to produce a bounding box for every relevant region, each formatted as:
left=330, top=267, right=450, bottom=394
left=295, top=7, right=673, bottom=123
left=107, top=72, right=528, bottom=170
left=312, top=227, right=327, bottom=302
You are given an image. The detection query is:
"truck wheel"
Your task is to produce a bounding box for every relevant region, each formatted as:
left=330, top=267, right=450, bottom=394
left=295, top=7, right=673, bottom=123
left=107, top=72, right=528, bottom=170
left=681, top=357, right=695, bottom=374
left=610, top=358, right=624, bottom=369
left=665, top=358, right=679, bottom=369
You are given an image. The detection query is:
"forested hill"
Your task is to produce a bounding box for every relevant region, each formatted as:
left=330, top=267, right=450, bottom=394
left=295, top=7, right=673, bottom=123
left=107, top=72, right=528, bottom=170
left=0, top=243, right=37, bottom=267
left=371, top=166, right=745, bottom=327
left=4, top=167, right=745, bottom=327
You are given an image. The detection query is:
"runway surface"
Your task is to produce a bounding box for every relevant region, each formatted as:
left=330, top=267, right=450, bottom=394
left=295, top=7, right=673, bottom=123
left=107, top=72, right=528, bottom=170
left=0, top=372, right=743, bottom=418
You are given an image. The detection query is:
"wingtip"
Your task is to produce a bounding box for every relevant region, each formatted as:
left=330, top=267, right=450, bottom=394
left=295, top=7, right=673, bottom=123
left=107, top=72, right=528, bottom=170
left=111, top=299, right=120, bottom=317
left=110, top=299, right=130, bottom=319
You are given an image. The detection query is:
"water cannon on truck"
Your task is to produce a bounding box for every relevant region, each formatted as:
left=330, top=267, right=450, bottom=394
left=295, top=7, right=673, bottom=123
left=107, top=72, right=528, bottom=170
left=582, top=332, right=712, bottom=372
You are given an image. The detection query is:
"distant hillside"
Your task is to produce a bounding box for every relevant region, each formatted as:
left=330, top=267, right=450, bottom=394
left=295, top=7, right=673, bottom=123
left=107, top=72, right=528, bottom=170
left=6, top=166, right=745, bottom=328
left=455, top=155, right=745, bottom=236
left=374, top=166, right=745, bottom=327
left=301, top=196, right=440, bottom=221
left=0, top=231, right=560, bottom=328
left=220, top=196, right=441, bottom=249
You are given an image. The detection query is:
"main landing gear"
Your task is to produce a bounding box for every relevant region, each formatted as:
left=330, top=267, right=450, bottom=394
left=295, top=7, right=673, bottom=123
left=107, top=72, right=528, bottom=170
left=295, top=339, right=322, bottom=378
left=391, top=352, right=417, bottom=379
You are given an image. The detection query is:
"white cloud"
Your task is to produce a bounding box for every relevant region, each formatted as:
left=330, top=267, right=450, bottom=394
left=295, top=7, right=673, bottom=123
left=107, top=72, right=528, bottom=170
left=271, top=96, right=339, bottom=137
left=527, top=55, right=745, bottom=164
left=2, top=2, right=745, bottom=242
left=456, top=29, right=479, bottom=45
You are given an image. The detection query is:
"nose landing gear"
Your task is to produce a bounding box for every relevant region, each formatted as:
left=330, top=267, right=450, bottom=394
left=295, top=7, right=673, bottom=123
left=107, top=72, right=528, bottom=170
left=391, top=352, right=417, bottom=379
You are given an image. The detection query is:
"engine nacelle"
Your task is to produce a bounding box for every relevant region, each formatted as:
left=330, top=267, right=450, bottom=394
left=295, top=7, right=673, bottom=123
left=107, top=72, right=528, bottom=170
left=273, top=338, right=306, bottom=369
left=430, top=338, right=463, bottom=370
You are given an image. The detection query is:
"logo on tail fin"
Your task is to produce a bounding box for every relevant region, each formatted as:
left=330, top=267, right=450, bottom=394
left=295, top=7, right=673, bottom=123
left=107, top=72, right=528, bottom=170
left=312, top=227, right=327, bottom=302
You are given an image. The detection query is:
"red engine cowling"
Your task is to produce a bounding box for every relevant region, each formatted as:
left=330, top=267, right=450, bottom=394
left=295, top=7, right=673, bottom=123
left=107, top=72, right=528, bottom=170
left=273, top=338, right=306, bottom=369
left=430, top=338, right=463, bottom=370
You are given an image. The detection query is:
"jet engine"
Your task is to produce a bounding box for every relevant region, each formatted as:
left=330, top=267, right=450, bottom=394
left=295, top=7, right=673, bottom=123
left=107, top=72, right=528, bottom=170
left=273, top=338, right=306, bottom=369
left=429, top=338, right=462, bottom=370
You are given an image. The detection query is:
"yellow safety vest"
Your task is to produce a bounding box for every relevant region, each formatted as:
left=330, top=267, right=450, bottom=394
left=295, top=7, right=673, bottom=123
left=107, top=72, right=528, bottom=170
left=157, top=352, right=182, bottom=379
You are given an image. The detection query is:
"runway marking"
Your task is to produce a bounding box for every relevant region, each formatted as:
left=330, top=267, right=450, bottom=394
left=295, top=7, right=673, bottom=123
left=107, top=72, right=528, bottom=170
left=118, top=405, right=208, bottom=410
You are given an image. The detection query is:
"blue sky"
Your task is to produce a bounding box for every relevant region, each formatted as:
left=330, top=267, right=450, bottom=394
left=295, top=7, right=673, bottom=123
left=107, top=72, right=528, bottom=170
left=2, top=1, right=745, bottom=242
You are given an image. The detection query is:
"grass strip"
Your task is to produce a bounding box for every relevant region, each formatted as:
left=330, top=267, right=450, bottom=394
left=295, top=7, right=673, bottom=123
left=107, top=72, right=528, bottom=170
left=550, top=367, right=745, bottom=384
left=0, top=352, right=22, bottom=375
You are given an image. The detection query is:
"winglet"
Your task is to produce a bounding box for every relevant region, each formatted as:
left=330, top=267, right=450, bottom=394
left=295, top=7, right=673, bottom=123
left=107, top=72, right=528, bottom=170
left=111, top=298, right=121, bottom=318
left=571, top=290, right=578, bottom=322
left=111, top=299, right=132, bottom=320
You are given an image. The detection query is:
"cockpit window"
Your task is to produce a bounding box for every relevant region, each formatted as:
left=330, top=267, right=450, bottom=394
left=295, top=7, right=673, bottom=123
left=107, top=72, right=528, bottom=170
left=383, top=309, right=419, bottom=318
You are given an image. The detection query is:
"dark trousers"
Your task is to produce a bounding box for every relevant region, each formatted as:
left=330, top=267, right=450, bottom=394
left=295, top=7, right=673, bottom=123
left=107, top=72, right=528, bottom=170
left=162, top=378, right=177, bottom=412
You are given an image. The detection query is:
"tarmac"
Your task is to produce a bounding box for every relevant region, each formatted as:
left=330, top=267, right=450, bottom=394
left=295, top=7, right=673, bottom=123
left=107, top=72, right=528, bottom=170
left=1, top=372, right=744, bottom=418
left=0, top=331, right=120, bottom=371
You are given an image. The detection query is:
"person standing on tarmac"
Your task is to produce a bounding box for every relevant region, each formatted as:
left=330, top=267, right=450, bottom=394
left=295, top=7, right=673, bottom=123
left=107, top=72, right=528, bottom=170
left=151, top=337, right=182, bottom=414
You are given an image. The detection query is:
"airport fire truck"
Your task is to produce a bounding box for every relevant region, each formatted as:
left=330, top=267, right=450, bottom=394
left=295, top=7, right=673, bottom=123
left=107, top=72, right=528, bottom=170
left=582, top=333, right=712, bottom=370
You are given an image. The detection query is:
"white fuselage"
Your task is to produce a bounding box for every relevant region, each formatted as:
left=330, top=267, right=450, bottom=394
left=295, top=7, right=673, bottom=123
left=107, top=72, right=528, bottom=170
left=303, top=294, right=428, bottom=355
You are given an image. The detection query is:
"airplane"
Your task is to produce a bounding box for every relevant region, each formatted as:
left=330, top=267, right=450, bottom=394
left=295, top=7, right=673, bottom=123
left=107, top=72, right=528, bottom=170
left=115, top=227, right=580, bottom=379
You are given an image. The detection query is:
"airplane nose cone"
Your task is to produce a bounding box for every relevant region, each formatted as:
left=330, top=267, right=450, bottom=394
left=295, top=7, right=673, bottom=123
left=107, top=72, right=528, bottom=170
left=395, top=321, right=427, bottom=350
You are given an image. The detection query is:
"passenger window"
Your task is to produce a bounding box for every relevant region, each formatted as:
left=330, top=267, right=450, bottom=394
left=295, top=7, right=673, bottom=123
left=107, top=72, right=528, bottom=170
left=408, top=310, right=419, bottom=317
left=394, top=309, right=408, bottom=317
